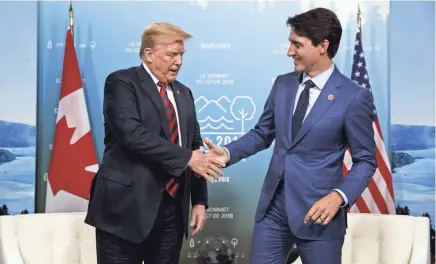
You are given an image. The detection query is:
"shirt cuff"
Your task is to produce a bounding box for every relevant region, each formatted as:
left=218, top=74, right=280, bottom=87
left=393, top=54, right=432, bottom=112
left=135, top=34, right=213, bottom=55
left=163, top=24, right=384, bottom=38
left=334, top=189, right=348, bottom=208
left=222, top=147, right=231, bottom=161
left=185, top=150, right=196, bottom=170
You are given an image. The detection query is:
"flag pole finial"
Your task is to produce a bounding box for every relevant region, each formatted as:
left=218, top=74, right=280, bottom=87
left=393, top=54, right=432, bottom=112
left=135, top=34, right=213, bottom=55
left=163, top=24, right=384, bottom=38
left=69, top=1, right=74, bottom=33
left=357, top=4, right=362, bottom=30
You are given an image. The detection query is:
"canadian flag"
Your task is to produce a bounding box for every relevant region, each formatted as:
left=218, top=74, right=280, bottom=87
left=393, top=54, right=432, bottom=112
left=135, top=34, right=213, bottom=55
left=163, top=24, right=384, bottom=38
left=45, top=28, right=99, bottom=213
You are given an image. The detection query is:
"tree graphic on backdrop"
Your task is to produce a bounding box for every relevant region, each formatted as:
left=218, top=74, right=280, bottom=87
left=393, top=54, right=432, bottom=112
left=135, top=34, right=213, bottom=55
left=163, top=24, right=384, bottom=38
left=0, top=204, right=29, bottom=215
left=230, top=96, right=256, bottom=133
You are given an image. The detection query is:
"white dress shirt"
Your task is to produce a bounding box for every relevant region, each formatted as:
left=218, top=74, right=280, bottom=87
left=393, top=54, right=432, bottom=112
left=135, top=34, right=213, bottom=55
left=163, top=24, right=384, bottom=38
left=293, top=63, right=334, bottom=118
left=142, top=63, right=182, bottom=147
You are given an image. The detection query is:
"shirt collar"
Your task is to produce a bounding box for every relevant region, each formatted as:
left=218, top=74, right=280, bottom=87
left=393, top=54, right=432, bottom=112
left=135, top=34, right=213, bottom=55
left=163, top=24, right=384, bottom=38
left=301, top=63, right=335, bottom=90
left=142, top=62, right=160, bottom=85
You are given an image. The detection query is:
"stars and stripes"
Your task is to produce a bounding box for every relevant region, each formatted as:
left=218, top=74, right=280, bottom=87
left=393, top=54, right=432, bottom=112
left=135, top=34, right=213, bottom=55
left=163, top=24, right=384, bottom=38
left=343, top=29, right=396, bottom=214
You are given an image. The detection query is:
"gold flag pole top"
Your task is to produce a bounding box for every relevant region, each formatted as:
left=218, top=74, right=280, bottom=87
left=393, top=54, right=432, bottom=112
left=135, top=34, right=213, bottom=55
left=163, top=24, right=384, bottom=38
left=356, top=4, right=362, bottom=30
left=69, top=1, right=74, bottom=34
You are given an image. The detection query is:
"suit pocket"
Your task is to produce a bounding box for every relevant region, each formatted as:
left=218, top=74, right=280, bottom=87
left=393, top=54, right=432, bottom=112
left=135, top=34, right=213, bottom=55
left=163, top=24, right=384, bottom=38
left=267, top=153, right=285, bottom=178
left=313, top=175, right=332, bottom=189
left=99, top=167, right=132, bottom=186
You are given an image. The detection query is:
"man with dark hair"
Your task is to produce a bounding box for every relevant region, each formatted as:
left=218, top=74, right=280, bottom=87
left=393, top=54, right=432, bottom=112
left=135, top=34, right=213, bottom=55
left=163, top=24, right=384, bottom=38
left=205, top=7, right=377, bottom=264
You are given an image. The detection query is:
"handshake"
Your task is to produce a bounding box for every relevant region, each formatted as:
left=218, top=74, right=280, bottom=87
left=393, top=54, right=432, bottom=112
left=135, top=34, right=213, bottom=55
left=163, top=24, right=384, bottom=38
left=188, top=138, right=229, bottom=183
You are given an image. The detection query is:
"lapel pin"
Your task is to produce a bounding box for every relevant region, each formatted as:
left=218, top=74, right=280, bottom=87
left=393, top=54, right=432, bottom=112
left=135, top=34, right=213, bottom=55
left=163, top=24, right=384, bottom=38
left=328, top=94, right=334, bottom=101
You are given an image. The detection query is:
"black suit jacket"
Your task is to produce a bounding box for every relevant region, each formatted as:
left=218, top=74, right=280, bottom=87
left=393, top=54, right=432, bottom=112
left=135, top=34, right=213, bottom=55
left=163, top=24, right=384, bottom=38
left=84, top=64, right=207, bottom=243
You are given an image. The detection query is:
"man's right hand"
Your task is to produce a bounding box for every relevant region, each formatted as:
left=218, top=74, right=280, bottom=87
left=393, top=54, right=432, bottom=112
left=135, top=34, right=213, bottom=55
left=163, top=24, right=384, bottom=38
left=203, top=138, right=229, bottom=165
left=188, top=149, right=225, bottom=183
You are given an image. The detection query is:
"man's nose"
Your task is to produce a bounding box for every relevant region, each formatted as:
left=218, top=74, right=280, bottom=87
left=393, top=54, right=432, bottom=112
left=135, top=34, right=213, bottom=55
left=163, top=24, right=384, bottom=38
left=174, top=55, right=182, bottom=66
left=287, top=47, right=295, bottom=57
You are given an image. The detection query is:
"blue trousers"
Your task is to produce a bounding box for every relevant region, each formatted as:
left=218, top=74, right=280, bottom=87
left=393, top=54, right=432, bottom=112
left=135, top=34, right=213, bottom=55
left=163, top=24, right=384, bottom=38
left=249, top=183, right=344, bottom=264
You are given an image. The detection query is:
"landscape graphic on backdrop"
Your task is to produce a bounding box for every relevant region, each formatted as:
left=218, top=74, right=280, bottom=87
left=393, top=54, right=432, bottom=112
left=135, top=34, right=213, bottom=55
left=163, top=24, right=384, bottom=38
left=0, top=1, right=37, bottom=215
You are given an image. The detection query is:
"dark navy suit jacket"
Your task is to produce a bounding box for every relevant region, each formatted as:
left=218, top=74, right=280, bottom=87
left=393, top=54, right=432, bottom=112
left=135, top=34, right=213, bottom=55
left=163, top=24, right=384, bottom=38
left=85, top=65, right=207, bottom=243
left=224, top=66, right=377, bottom=240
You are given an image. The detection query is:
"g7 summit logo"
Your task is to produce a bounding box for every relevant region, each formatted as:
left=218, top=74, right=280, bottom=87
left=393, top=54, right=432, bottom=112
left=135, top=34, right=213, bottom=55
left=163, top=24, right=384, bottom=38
left=195, top=95, right=256, bottom=147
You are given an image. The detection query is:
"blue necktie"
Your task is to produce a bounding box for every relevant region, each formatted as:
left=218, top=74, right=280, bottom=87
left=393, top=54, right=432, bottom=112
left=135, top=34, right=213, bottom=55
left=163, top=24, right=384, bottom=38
left=292, top=80, right=315, bottom=141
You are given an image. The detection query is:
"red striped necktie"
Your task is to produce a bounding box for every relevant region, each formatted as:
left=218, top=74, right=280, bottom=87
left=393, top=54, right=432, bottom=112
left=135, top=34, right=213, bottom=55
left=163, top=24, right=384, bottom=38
left=157, top=81, right=180, bottom=197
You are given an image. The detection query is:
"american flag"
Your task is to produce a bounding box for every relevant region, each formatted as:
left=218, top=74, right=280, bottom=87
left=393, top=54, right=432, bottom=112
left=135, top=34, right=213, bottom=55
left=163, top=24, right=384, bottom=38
left=342, top=29, right=396, bottom=214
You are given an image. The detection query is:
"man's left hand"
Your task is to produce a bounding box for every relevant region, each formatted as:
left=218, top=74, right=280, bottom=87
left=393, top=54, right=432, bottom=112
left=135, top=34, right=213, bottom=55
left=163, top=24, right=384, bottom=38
left=190, top=204, right=206, bottom=235
left=304, top=191, right=343, bottom=226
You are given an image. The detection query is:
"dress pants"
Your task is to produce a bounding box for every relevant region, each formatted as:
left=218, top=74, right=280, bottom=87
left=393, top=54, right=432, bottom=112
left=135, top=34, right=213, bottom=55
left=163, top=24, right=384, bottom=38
left=96, top=192, right=184, bottom=264
left=249, top=181, right=344, bottom=264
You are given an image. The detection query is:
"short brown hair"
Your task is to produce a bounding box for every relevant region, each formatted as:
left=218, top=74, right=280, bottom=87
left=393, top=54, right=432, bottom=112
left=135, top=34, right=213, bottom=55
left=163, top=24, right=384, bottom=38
left=139, top=23, right=192, bottom=59
left=287, top=8, right=342, bottom=59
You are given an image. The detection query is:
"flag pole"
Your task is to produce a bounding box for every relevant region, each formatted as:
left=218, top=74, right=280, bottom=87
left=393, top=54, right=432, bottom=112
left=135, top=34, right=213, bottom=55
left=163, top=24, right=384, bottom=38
left=356, top=4, right=362, bottom=31
left=69, top=1, right=74, bottom=36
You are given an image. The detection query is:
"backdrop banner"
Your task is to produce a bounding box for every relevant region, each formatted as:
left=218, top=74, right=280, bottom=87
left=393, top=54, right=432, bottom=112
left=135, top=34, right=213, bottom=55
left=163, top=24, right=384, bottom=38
left=0, top=1, right=38, bottom=216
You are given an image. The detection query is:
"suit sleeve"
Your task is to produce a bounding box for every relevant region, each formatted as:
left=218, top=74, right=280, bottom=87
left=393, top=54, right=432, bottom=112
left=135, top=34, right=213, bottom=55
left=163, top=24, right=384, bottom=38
left=338, top=87, right=377, bottom=206
left=187, top=88, right=208, bottom=208
left=103, top=72, right=191, bottom=177
left=190, top=89, right=204, bottom=151
left=223, top=75, right=279, bottom=166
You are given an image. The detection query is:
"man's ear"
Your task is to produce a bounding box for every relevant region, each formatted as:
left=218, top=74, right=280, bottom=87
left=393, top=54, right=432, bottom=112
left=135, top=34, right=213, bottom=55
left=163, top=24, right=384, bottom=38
left=143, top=48, right=153, bottom=63
left=319, top=39, right=330, bottom=55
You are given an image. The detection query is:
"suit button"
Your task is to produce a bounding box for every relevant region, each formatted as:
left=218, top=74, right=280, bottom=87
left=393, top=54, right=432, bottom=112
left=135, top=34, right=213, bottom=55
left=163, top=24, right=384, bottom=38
left=160, top=188, right=165, bottom=193
left=287, top=150, right=291, bottom=154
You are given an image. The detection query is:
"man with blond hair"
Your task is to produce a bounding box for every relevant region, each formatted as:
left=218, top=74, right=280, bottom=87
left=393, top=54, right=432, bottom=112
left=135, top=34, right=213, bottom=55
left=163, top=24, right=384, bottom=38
left=85, top=23, right=225, bottom=264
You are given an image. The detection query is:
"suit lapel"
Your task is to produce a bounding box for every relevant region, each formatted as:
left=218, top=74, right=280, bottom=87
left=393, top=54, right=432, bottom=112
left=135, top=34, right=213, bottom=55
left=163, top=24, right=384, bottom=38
left=289, top=68, right=343, bottom=150
left=171, top=82, right=190, bottom=193
left=171, top=82, right=188, bottom=148
left=135, top=65, right=171, bottom=140
left=285, top=72, right=303, bottom=146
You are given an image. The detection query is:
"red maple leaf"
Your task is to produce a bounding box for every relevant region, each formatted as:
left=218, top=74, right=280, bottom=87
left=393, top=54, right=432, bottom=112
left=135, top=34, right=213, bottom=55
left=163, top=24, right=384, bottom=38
left=48, top=116, right=98, bottom=200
